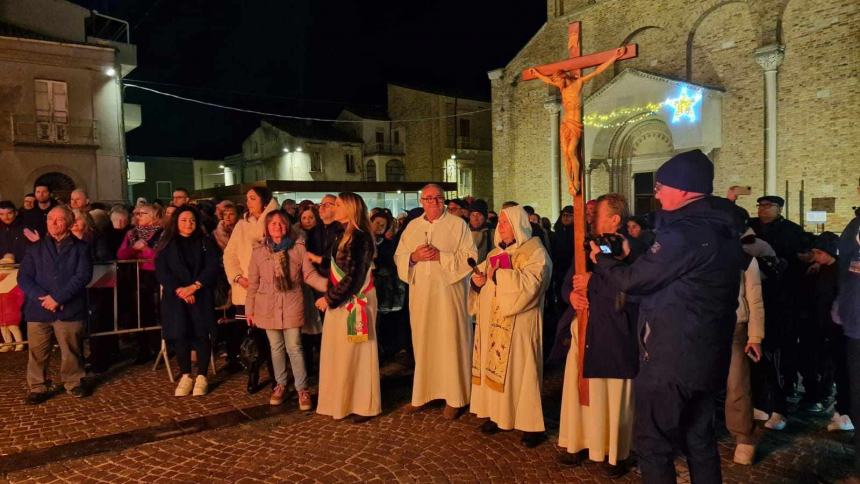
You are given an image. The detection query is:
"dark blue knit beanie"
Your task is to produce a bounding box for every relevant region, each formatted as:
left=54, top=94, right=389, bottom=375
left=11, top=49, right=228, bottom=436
left=655, top=149, right=714, bottom=194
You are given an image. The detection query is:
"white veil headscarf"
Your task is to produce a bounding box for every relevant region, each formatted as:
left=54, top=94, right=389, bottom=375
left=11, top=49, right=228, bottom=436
left=494, top=205, right=533, bottom=250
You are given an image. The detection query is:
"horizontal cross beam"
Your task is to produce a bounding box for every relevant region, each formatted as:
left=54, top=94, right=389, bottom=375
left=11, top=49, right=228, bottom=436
left=521, top=44, right=638, bottom=80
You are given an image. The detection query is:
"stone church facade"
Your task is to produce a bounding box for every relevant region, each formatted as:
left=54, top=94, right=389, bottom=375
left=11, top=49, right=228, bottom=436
left=490, top=0, right=858, bottom=229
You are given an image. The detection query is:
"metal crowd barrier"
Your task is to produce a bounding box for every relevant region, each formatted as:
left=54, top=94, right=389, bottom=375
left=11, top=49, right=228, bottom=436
left=0, top=259, right=217, bottom=381
left=0, top=259, right=162, bottom=348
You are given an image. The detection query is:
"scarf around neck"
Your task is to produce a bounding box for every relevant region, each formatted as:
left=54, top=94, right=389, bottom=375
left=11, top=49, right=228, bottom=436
left=268, top=237, right=295, bottom=291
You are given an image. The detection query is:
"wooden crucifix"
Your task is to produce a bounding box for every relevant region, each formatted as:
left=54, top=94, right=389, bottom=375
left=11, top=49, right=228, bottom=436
left=522, top=22, right=637, bottom=405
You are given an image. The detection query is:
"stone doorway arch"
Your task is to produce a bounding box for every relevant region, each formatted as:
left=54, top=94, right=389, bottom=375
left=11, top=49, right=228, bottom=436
left=34, top=171, right=77, bottom=203
left=606, top=118, right=674, bottom=212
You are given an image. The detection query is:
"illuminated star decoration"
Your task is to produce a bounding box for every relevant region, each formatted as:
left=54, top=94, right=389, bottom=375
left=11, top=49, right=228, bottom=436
left=663, top=86, right=703, bottom=123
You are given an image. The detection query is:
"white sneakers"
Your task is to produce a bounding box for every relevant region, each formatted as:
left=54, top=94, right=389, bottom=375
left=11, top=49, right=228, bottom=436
left=174, top=374, right=208, bottom=397
left=764, top=412, right=787, bottom=430
left=174, top=374, right=194, bottom=396
left=753, top=408, right=769, bottom=421
left=827, top=412, right=855, bottom=432
left=733, top=443, right=755, bottom=465
left=192, top=375, right=208, bottom=396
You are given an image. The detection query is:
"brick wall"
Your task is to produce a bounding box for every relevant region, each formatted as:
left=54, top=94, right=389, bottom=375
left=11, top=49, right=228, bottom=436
left=492, top=0, right=859, bottom=229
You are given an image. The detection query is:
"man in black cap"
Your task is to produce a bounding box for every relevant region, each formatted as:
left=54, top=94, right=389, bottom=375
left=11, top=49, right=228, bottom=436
left=748, top=195, right=808, bottom=429
left=807, top=232, right=854, bottom=432
left=590, top=149, right=743, bottom=484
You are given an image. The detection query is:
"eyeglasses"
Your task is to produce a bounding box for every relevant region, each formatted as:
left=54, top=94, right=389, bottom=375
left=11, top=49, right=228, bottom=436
left=319, top=202, right=335, bottom=207
left=653, top=183, right=665, bottom=193
left=420, top=196, right=445, bottom=203
left=134, top=211, right=152, bottom=217
left=756, top=203, right=778, bottom=208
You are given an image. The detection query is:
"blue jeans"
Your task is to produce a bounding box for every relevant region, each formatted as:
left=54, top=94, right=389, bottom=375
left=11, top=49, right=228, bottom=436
left=265, top=328, right=307, bottom=391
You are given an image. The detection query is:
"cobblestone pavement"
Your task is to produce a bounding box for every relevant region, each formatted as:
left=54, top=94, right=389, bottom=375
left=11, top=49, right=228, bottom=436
left=0, top=349, right=855, bottom=483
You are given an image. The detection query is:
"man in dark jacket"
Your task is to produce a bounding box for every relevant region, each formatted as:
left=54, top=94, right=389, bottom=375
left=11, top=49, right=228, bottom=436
left=18, top=206, right=93, bottom=404
left=748, top=194, right=807, bottom=420
left=18, top=184, right=57, bottom=239
left=563, top=192, right=641, bottom=478
left=0, top=201, right=27, bottom=262
left=591, top=150, right=743, bottom=484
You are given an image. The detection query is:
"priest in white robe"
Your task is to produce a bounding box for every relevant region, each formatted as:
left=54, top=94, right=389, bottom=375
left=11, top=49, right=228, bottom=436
left=469, top=205, right=551, bottom=448
left=394, top=184, right=477, bottom=419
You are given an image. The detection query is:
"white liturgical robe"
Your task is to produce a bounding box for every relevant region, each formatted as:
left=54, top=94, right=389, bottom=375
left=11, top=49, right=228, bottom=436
left=394, top=211, right=477, bottom=408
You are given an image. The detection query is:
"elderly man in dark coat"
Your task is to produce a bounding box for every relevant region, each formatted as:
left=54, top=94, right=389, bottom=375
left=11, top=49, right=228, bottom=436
left=18, top=205, right=93, bottom=404
left=591, top=150, right=744, bottom=484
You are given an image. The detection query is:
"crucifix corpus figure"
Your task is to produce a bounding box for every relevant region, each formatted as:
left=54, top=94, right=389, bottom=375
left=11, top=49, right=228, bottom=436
left=522, top=22, right=637, bottom=408
left=527, top=46, right=626, bottom=196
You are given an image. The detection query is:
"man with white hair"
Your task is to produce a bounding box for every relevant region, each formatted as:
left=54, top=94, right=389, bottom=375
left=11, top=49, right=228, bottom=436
left=394, top=184, right=477, bottom=419
left=18, top=205, right=93, bottom=404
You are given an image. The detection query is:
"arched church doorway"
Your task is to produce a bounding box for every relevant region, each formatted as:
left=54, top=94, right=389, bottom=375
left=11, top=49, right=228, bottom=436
left=607, top=118, right=674, bottom=215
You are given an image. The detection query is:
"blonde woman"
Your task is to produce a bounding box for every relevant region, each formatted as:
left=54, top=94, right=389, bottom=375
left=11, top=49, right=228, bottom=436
left=315, top=192, right=380, bottom=423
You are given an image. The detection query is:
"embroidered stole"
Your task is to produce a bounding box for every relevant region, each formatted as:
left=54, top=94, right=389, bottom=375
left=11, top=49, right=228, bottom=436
left=471, top=236, right=542, bottom=393
left=329, top=260, right=374, bottom=343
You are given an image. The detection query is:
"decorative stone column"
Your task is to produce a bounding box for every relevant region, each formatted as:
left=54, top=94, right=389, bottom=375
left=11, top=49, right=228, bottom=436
left=544, top=99, right=562, bottom=216
left=754, top=44, right=785, bottom=196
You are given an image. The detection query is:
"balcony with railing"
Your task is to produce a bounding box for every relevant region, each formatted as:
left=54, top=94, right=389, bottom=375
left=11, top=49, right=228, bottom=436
left=364, top=142, right=405, bottom=156
left=447, top=135, right=491, bottom=151
left=11, top=115, right=99, bottom=148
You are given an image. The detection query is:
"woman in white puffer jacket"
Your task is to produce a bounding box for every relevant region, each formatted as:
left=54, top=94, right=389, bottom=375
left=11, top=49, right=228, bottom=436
left=224, top=187, right=280, bottom=308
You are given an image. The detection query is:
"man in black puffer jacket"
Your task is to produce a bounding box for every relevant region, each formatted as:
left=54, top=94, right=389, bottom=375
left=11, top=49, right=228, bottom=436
left=591, top=149, right=744, bottom=484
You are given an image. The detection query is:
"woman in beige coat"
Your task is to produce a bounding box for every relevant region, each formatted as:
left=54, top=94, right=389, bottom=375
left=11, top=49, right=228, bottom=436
left=245, top=210, right=328, bottom=410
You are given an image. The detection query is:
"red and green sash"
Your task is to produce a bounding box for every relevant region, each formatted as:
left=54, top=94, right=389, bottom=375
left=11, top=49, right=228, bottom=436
left=329, top=260, right=374, bottom=343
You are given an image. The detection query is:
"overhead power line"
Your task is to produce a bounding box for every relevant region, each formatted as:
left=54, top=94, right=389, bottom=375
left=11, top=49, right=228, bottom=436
left=124, top=84, right=491, bottom=123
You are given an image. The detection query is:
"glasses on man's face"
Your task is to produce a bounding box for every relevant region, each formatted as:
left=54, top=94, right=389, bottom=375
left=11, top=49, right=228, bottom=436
left=653, top=183, right=664, bottom=193
left=319, top=202, right=335, bottom=208
left=756, top=203, right=778, bottom=209
left=420, top=196, right=444, bottom=203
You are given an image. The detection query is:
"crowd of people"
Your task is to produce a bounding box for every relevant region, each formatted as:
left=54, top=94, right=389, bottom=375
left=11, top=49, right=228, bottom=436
left=0, top=151, right=858, bottom=482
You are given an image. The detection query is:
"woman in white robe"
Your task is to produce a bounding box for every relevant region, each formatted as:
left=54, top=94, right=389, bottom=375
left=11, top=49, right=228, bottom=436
left=315, top=192, right=381, bottom=423
left=469, top=206, right=552, bottom=447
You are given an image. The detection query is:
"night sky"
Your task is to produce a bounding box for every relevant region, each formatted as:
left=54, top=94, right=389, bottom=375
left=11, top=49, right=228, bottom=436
left=71, top=0, right=546, bottom=159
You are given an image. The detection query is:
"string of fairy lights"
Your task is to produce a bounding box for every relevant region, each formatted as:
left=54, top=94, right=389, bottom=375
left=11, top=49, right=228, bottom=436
left=583, top=87, right=705, bottom=129
left=583, top=102, right=663, bottom=129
